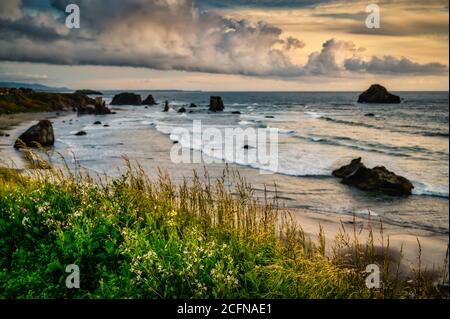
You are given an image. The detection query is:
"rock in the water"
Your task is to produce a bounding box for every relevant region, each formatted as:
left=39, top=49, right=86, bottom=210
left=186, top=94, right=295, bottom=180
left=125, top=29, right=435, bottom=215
left=209, top=96, right=224, bottom=112
left=265, top=115, right=274, bottom=118
left=232, top=111, right=241, bottom=114
left=163, top=100, right=170, bottom=112
left=94, top=121, right=102, bottom=125
left=365, top=113, right=376, bottom=117
left=333, top=158, right=414, bottom=196
left=75, top=131, right=87, bottom=136
left=189, top=103, right=197, bottom=108
left=14, top=120, right=54, bottom=148
left=332, top=157, right=364, bottom=178
left=111, top=92, right=142, bottom=105
left=142, top=95, right=157, bottom=106
left=358, top=84, right=401, bottom=104
left=178, top=107, right=187, bottom=113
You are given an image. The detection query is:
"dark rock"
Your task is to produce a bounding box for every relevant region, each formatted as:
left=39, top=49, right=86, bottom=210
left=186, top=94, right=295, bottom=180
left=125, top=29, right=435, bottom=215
left=103, top=124, right=110, bottom=127
left=333, top=158, right=414, bottom=196
left=189, top=103, right=197, bottom=108
left=111, top=92, right=142, bottom=105
left=243, top=145, right=250, bottom=150
left=173, top=140, right=179, bottom=144
left=77, top=97, right=111, bottom=115
left=0, top=132, right=10, bottom=137
left=332, top=157, right=364, bottom=178
left=75, top=131, right=87, bottom=136
left=178, top=107, right=187, bottom=113
left=189, top=110, right=194, bottom=113
left=14, top=120, right=54, bottom=148
left=93, top=121, right=102, bottom=125
left=232, top=111, right=241, bottom=114
left=163, top=100, right=170, bottom=112
left=142, top=95, right=157, bottom=106
left=365, top=113, right=376, bottom=117
left=358, top=84, right=401, bottom=104
left=75, top=89, right=103, bottom=95
left=265, top=115, right=274, bottom=118
left=209, top=96, right=225, bottom=112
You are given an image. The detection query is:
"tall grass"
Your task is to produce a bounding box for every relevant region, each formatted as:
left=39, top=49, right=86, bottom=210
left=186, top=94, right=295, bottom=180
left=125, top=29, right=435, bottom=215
left=0, top=150, right=448, bottom=299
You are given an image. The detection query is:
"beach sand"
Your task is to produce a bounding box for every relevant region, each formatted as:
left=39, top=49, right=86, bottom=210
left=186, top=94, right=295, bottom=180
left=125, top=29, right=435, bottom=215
left=0, top=112, right=448, bottom=274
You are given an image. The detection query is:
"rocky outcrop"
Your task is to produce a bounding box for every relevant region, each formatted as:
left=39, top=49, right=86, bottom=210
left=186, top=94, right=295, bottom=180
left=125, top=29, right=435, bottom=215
left=333, top=158, right=414, bottom=196
left=111, top=93, right=142, bottom=105
left=163, top=100, right=170, bottom=112
left=189, top=103, right=197, bottom=108
left=358, top=84, right=401, bottom=104
left=142, top=95, right=157, bottom=106
left=178, top=107, right=186, bottom=113
left=75, top=89, right=103, bottom=95
left=77, top=97, right=111, bottom=115
left=14, top=120, right=54, bottom=148
left=209, top=96, right=224, bottom=112
left=75, top=131, right=87, bottom=136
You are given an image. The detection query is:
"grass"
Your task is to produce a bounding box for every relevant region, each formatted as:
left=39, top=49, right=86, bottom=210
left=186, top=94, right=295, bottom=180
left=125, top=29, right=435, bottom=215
left=0, top=150, right=448, bottom=299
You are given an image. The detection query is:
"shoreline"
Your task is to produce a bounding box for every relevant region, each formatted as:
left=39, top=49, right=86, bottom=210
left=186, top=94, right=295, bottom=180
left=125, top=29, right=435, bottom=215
left=0, top=110, right=448, bottom=272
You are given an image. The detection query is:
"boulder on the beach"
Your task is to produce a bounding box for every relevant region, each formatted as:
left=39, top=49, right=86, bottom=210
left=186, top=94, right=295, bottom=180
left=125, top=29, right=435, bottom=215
left=333, top=158, right=414, bottom=196
left=142, top=95, right=157, bottom=106
left=14, top=120, right=54, bottom=148
left=209, top=96, right=224, bottom=112
left=365, top=113, right=376, bottom=117
left=111, top=92, right=142, bottom=105
left=358, top=84, right=401, bottom=104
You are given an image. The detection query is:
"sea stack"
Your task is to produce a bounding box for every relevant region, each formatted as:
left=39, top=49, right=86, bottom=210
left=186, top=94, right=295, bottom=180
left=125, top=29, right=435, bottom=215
left=142, top=94, right=157, bottom=106
left=14, top=120, right=54, bottom=148
left=111, top=92, right=142, bottom=105
left=358, top=84, right=401, bottom=104
left=209, top=96, right=225, bottom=112
left=333, top=158, right=414, bottom=196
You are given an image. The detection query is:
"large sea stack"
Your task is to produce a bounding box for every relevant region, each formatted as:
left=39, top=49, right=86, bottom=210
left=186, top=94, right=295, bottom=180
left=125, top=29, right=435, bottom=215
left=111, top=93, right=142, bottom=105
left=142, top=95, right=157, bottom=106
left=209, top=96, right=225, bottom=112
left=332, top=158, right=414, bottom=196
left=358, top=84, right=401, bottom=104
left=14, top=120, right=54, bottom=148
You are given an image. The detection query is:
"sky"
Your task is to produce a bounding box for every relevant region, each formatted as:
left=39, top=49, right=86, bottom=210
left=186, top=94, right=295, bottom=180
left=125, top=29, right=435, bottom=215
left=0, top=0, right=448, bottom=91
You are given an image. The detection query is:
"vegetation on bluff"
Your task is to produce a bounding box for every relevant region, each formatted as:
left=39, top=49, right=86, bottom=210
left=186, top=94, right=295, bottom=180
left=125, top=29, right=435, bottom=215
left=0, top=151, right=447, bottom=299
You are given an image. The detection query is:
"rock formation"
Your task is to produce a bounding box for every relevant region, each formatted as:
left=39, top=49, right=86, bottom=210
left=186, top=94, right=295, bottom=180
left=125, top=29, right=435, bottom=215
left=14, top=120, right=54, bottom=148
left=142, top=95, right=157, bottom=106
left=333, top=158, right=414, bottom=196
left=111, top=93, right=142, bottom=105
left=358, top=84, right=401, bottom=104
left=209, top=96, right=225, bottom=112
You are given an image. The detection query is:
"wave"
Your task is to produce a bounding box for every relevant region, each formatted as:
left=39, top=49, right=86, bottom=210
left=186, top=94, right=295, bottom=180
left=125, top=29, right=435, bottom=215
left=320, top=116, right=449, bottom=138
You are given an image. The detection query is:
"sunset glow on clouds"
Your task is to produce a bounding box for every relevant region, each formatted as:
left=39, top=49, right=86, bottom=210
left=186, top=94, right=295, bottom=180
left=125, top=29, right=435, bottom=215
left=0, top=0, right=448, bottom=91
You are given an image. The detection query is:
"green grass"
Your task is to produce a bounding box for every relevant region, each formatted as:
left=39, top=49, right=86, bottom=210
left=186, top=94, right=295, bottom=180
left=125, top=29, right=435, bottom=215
left=0, top=153, right=448, bottom=299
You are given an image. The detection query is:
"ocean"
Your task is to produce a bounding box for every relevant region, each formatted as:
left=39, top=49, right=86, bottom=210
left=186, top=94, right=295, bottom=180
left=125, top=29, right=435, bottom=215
left=2, top=91, right=449, bottom=234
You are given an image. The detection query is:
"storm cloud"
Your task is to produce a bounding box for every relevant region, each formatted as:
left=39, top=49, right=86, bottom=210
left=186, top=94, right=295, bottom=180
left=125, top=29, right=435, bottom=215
left=0, top=0, right=447, bottom=77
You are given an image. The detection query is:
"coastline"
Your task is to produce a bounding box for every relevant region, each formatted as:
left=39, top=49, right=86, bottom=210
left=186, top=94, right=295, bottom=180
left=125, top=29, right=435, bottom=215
left=0, top=110, right=448, bottom=273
